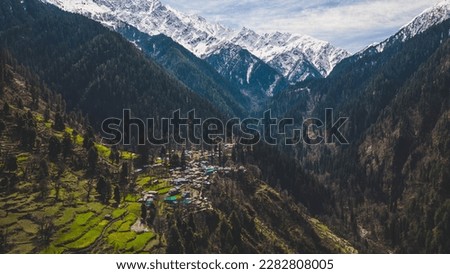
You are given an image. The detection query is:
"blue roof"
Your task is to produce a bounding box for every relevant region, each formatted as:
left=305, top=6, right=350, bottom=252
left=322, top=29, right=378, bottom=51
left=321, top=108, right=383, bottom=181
left=164, top=196, right=178, bottom=201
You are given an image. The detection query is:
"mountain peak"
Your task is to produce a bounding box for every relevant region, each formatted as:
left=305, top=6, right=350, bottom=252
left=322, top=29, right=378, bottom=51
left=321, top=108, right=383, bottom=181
left=400, top=0, right=450, bottom=36
left=43, top=0, right=348, bottom=82
left=361, top=1, right=450, bottom=54
left=436, top=0, right=450, bottom=8
left=102, top=0, right=164, bottom=11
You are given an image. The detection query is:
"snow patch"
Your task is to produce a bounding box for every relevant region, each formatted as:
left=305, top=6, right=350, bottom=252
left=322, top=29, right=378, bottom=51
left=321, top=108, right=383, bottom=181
left=246, top=62, right=255, bottom=84
left=267, top=75, right=280, bottom=97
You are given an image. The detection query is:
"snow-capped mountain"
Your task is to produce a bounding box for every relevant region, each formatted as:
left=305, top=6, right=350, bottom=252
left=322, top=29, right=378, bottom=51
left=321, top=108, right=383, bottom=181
left=360, top=0, right=450, bottom=55
left=231, top=28, right=349, bottom=81
left=42, top=0, right=349, bottom=83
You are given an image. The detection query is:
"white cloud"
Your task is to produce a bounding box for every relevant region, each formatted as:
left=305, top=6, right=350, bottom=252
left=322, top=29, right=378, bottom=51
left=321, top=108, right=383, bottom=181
left=161, top=0, right=439, bottom=53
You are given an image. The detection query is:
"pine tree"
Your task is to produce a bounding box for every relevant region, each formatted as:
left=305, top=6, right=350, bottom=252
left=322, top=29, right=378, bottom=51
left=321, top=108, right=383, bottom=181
left=180, top=149, right=186, bottom=170
left=160, top=146, right=167, bottom=159
left=2, top=102, right=10, bottom=115
left=30, top=85, right=40, bottom=110
left=88, top=147, right=98, bottom=173
left=48, top=136, right=61, bottom=161
left=137, top=144, right=149, bottom=167
left=44, top=107, right=50, bottom=122
left=141, top=202, right=147, bottom=221
left=0, top=120, right=5, bottom=135
left=16, top=97, right=23, bottom=110
left=5, top=155, right=18, bottom=172
left=114, top=186, right=121, bottom=206
left=61, top=132, right=73, bottom=159
left=109, top=146, right=120, bottom=164
left=83, top=126, right=95, bottom=150
left=218, top=143, right=223, bottom=167
left=96, top=177, right=111, bottom=204
left=170, top=153, right=180, bottom=168
left=53, top=112, right=65, bottom=131
left=119, top=162, right=129, bottom=187
left=231, top=145, right=237, bottom=163
left=71, top=129, right=78, bottom=143
left=38, top=159, right=49, bottom=180
left=21, top=125, right=36, bottom=150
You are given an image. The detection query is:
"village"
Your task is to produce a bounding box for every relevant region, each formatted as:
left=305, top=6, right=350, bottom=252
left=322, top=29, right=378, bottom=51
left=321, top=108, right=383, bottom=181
left=134, top=144, right=247, bottom=226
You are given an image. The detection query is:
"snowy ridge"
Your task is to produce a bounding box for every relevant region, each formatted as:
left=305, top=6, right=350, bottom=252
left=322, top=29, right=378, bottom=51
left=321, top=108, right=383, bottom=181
left=231, top=28, right=349, bottom=78
left=359, top=0, right=450, bottom=55
left=399, top=0, right=450, bottom=39
left=42, top=0, right=349, bottom=81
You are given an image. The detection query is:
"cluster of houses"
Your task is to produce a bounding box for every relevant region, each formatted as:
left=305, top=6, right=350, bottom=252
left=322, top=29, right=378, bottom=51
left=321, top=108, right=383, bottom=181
left=138, top=190, right=158, bottom=208
left=137, top=148, right=247, bottom=213
left=163, top=159, right=222, bottom=210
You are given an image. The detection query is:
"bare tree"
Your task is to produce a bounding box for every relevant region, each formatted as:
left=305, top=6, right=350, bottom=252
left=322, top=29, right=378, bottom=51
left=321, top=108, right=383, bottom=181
left=84, top=179, right=94, bottom=202
left=36, top=218, right=55, bottom=247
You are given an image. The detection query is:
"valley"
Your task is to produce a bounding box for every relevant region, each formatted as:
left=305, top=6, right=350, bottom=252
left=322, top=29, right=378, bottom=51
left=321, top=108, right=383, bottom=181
left=0, top=0, right=449, bottom=254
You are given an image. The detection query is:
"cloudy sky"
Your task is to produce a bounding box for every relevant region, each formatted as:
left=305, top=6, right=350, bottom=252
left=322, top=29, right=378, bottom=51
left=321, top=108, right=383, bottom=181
left=161, top=0, right=438, bottom=53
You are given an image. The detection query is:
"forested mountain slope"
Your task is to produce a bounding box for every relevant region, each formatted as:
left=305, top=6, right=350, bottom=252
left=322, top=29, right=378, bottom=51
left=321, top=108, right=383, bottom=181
left=0, top=0, right=222, bottom=125
left=270, top=18, right=450, bottom=253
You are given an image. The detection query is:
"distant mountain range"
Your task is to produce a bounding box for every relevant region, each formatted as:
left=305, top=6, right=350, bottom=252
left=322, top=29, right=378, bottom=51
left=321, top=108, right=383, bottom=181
left=42, top=0, right=349, bottom=93
left=39, top=0, right=450, bottom=116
